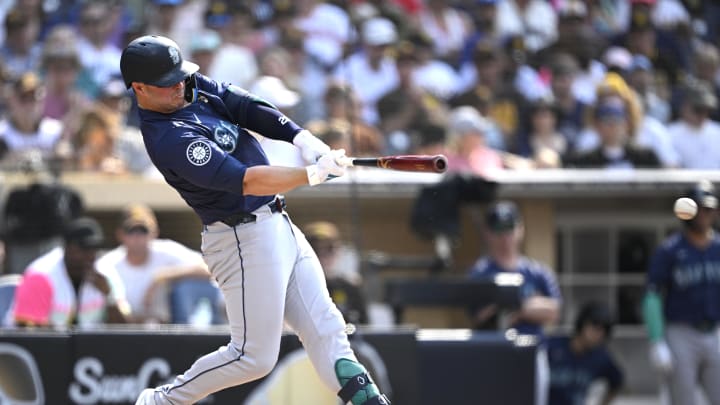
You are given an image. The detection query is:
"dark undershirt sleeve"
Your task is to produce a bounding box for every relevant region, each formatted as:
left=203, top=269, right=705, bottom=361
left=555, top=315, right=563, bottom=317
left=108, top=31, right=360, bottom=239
left=244, top=103, right=303, bottom=142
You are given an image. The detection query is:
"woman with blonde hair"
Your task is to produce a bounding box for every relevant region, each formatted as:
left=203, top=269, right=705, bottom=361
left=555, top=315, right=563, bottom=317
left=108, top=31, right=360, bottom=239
left=564, top=73, right=660, bottom=169
left=66, top=106, right=127, bottom=174
left=575, top=72, right=678, bottom=167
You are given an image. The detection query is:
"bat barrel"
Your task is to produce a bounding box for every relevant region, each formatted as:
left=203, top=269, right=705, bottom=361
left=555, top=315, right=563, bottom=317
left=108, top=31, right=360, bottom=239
left=351, top=155, right=448, bottom=173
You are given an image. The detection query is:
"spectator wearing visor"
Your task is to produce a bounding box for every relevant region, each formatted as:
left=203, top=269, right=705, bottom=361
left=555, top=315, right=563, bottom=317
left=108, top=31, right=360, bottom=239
left=564, top=91, right=660, bottom=169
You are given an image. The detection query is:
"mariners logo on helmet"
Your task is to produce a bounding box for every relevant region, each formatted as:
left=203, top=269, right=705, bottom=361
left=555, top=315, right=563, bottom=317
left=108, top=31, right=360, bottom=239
left=186, top=141, right=212, bottom=166
left=168, top=46, right=180, bottom=65
left=213, top=121, right=239, bottom=152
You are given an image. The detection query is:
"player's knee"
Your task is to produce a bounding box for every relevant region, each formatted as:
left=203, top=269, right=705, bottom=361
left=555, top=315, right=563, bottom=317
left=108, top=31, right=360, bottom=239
left=239, top=347, right=278, bottom=380
left=252, top=354, right=278, bottom=379
left=228, top=342, right=279, bottom=381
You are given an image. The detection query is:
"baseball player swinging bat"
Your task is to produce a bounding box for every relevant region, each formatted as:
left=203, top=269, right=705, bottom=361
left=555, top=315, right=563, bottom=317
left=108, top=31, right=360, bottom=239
left=336, top=154, right=448, bottom=173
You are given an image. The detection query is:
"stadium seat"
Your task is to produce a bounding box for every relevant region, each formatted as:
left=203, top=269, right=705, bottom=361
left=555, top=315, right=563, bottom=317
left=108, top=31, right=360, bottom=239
left=0, top=274, right=22, bottom=322
left=169, top=278, right=225, bottom=325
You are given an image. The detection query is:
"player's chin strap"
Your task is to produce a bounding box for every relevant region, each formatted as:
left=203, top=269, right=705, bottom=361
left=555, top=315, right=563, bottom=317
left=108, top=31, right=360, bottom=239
left=184, top=74, right=198, bottom=103
left=336, top=358, right=391, bottom=405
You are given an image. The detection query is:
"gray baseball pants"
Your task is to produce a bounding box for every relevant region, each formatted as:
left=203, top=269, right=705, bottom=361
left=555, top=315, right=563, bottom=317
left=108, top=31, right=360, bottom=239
left=665, top=323, right=720, bottom=405
left=138, top=206, right=357, bottom=404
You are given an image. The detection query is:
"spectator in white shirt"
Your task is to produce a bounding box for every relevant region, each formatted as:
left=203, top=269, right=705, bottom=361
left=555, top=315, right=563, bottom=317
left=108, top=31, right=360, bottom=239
left=417, top=0, right=474, bottom=61
left=75, top=2, right=122, bottom=97
left=409, top=31, right=462, bottom=101
left=668, top=80, right=720, bottom=169
left=0, top=72, right=62, bottom=167
left=495, top=0, right=557, bottom=53
left=206, top=3, right=259, bottom=89
left=294, top=0, right=352, bottom=72
left=95, top=204, right=218, bottom=324
left=0, top=7, right=41, bottom=77
left=332, top=17, right=399, bottom=125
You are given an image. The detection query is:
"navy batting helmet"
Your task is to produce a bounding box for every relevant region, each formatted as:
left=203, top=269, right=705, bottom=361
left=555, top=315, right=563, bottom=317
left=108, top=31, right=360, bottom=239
left=120, top=35, right=199, bottom=89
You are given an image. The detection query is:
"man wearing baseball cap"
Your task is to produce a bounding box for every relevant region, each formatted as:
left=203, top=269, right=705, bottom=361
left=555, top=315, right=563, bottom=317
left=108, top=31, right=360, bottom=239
left=468, top=200, right=562, bottom=405
left=332, top=17, right=399, bottom=125
left=95, top=204, right=216, bottom=324
left=644, top=180, right=720, bottom=404
left=10, top=216, right=129, bottom=327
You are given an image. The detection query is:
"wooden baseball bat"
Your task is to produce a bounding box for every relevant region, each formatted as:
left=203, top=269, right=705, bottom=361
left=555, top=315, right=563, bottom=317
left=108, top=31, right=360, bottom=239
left=336, top=154, right=448, bottom=173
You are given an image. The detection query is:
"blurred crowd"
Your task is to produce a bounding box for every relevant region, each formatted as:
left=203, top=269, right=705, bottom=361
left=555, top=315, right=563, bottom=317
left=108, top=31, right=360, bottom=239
left=0, top=0, right=719, bottom=176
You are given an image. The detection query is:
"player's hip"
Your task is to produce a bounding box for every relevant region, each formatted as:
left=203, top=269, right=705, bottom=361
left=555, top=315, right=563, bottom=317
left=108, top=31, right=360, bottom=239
left=201, top=213, right=299, bottom=278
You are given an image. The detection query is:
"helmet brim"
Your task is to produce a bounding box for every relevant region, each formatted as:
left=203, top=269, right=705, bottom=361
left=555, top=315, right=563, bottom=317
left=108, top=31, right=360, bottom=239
left=147, top=60, right=200, bottom=87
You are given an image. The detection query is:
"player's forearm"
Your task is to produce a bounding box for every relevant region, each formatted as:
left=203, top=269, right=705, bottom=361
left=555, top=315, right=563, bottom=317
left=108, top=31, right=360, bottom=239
left=243, top=165, right=309, bottom=195
left=642, top=290, right=665, bottom=342
left=518, top=296, right=560, bottom=325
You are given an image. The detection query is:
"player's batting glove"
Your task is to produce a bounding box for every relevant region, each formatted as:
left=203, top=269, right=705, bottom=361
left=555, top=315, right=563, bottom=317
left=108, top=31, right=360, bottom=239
left=293, top=129, right=331, bottom=163
left=306, top=149, right=347, bottom=186
left=649, top=340, right=673, bottom=374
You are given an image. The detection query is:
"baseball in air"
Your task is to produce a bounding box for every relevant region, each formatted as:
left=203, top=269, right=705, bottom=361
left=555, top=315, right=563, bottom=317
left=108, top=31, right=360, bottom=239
left=674, top=197, right=698, bottom=220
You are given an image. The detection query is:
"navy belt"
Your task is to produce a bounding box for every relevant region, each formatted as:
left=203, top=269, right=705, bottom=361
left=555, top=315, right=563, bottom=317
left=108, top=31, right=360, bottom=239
left=219, top=197, right=286, bottom=227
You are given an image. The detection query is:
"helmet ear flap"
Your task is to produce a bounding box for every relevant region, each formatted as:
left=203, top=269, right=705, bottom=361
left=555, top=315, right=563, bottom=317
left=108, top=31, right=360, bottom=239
left=184, top=74, right=198, bottom=103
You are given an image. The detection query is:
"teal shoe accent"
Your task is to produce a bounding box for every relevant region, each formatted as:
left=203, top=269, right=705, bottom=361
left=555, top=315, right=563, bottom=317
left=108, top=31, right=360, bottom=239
left=335, top=358, right=381, bottom=404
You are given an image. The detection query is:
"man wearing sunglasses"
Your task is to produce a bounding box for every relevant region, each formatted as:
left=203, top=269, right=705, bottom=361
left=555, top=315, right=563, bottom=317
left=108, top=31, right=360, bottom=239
left=9, top=216, right=129, bottom=328
left=95, top=203, right=215, bottom=324
left=0, top=71, right=61, bottom=167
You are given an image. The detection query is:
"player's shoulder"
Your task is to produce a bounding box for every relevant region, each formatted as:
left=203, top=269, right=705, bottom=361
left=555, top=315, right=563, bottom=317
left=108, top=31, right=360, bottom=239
left=657, top=232, right=684, bottom=251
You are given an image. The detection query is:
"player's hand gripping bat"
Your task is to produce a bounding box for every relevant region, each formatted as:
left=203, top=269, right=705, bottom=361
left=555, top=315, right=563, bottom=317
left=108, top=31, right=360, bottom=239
left=335, top=154, right=448, bottom=173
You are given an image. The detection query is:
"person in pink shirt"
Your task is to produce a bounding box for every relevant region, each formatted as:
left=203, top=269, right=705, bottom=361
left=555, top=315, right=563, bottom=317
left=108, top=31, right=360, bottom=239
left=445, top=106, right=504, bottom=177
left=11, top=217, right=129, bottom=328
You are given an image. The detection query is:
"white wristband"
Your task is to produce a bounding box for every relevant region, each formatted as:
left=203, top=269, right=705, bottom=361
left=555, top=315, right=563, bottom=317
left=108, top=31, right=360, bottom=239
left=306, top=165, right=322, bottom=186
